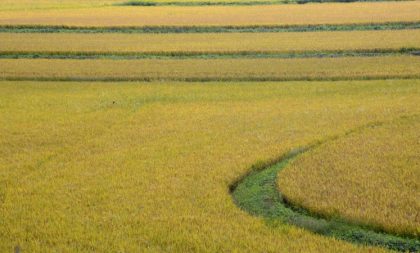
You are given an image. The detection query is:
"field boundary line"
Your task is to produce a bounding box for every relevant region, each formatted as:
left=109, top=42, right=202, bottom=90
left=1, top=22, right=420, bottom=33
left=117, top=0, right=414, bottom=6
left=1, top=48, right=419, bottom=59
left=231, top=114, right=420, bottom=252
left=1, top=76, right=420, bottom=82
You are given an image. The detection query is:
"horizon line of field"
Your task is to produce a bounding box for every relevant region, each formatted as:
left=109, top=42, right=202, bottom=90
left=117, top=0, right=414, bottom=6
left=1, top=48, right=419, bottom=60
left=1, top=22, right=419, bottom=33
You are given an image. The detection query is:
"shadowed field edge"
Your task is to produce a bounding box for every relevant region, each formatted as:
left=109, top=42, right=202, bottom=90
left=230, top=115, right=420, bottom=252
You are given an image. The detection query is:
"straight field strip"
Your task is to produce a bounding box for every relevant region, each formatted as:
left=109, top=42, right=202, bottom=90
left=1, top=2, right=420, bottom=27
left=1, top=22, right=420, bottom=33
left=1, top=56, right=419, bottom=81
left=0, top=0, right=415, bottom=11
left=1, top=30, right=420, bottom=55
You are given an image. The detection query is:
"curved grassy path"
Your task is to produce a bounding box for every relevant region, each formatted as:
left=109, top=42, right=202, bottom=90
left=231, top=117, right=420, bottom=252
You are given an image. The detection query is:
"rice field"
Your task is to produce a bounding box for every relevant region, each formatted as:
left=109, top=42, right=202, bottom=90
left=1, top=0, right=419, bottom=252
left=278, top=116, right=420, bottom=237
left=1, top=80, right=419, bottom=252
left=1, top=2, right=420, bottom=27
left=1, top=30, right=420, bottom=53
left=1, top=56, right=420, bottom=81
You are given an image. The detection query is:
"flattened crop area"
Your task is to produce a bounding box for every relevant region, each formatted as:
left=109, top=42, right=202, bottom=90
left=1, top=1, right=419, bottom=252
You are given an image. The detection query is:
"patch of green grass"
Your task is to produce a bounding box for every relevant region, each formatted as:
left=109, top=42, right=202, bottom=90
left=3, top=75, right=420, bottom=82
left=0, top=48, right=418, bottom=60
left=1, top=22, right=419, bottom=33
left=231, top=118, right=420, bottom=252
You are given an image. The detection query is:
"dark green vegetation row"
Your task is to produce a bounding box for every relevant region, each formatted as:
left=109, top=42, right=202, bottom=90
left=118, top=0, right=408, bottom=6
left=3, top=75, right=420, bottom=82
left=1, top=22, right=419, bottom=33
left=1, top=48, right=418, bottom=60
left=230, top=117, right=420, bottom=252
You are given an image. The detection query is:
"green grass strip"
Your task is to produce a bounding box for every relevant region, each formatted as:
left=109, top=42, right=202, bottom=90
left=2, top=76, right=420, bottom=82
left=230, top=117, right=420, bottom=252
left=1, top=48, right=419, bottom=59
left=118, top=0, right=409, bottom=6
left=1, top=22, right=420, bottom=33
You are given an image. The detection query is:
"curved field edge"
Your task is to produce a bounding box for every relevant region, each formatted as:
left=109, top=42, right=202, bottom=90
left=230, top=115, right=420, bottom=252
left=278, top=115, right=420, bottom=237
left=1, top=22, right=419, bottom=33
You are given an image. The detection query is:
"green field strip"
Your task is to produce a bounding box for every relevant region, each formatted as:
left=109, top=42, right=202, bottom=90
left=231, top=116, right=420, bottom=252
left=2, top=75, right=420, bottom=82
left=1, top=48, right=419, bottom=59
left=118, top=0, right=410, bottom=6
left=1, top=22, right=419, bottom=33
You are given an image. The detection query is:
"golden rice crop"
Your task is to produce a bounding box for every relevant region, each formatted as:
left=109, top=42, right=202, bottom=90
left=0, top=0, right=290, bottom=11
left=1, top=30, right=420, bottom=53
left=0, top=0, right=122, bottom=11
left=1, top=2, right=419, bottom=26
left=278, top=116, right=420, bottom=237
left=1, top=79, right=420, bottom=252
left=0, top=56, right=419, bottom=81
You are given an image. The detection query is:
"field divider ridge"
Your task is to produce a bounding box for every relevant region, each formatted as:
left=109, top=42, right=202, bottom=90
left=1, top=22, right=420, bottom=33
left=116, top=0, right=414, bottom=6
left=230, top=114, right=420, bottom=252
left=0, top=48, right=419, bottom=60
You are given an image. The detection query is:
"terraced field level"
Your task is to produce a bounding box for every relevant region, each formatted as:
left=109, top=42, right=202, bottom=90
left=1, top=30, right=419, bottom=54
left=1, top=2, right=420, bottom=27
left=1, top=56, right=419, bottom=81
left=0, top=0, right=415, bottom=11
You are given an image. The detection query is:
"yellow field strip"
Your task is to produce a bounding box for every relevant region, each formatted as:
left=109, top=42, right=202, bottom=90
left=1, top=56, right=419, bottom=81
left=1, top=30, right=420, bottom=53
left=1, top=2, right=419, bottom=27
left=0, top=0, right=121, bottom=11
left=0, top=0, right=300, bottom=11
